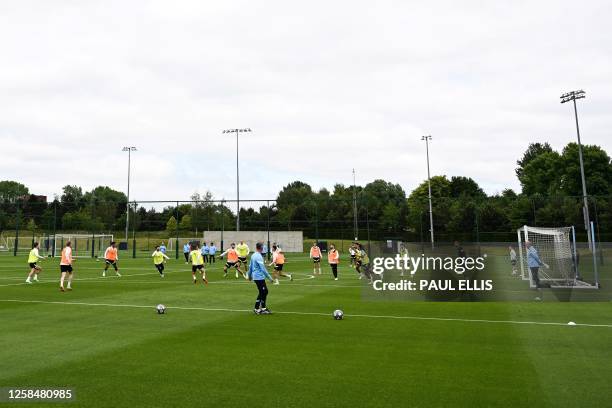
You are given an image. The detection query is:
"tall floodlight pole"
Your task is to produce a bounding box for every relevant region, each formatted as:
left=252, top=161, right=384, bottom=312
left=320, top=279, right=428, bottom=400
left=222, top=128, right=252, bottom=231
left=122, top=146, right=137, bottom=242
left=560, top=90, right=592, bottom=251
left=352, top=168, right=358, bottom=241
left=421, top=136, right=434, bottom=249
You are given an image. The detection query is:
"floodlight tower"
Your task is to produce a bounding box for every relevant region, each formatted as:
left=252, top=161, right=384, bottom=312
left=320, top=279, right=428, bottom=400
left=222, top=128, right=252, bottom=231
left=560, top=90, right=592, bottom=250
left=122, top=146, right=137, bottom=242
left=421, top=136, right=434, bottom=249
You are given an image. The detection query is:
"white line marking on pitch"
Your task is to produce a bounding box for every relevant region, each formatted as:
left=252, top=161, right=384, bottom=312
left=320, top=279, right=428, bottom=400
left=1, top=299, right=610, bottom=328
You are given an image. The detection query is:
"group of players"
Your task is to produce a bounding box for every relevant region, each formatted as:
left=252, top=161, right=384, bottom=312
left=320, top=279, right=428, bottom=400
left=24, top=239, right=374, bottom=291
left=23, top=238, right=372, bottom=315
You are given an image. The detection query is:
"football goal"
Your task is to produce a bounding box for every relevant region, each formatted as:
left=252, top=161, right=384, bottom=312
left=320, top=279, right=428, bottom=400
left=517, top=225, right=596, bottom=289
left=0, top=233, right=52, bottom=254
left=166, top=237, right=202, bottom=252
left=52, top=234, right=114, bottom=258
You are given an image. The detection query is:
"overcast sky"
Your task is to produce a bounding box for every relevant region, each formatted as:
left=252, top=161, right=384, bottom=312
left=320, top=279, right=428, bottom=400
left=1, top=0, right=611, bottom=205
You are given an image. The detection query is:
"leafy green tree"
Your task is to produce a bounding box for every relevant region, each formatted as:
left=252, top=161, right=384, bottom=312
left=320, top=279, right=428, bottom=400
left=83, top=186, right=127, bottom=230
left=449, top=176, right=486, bottom=199
left=380, top=202, right=401, bottom=232
left=518, top=150, right=562, bottom=196
left=166, top=216, right=177, bottom=235
left=179, top=215, right=192, bottom=232
left=61, top=210, right=103, bottom=231
left=276, top=182, right=316, bottom=230
left=26, top=218, right=38, bottom=232
left=516, top=142, right=554, bottom=179
left=363, top=179, right=407, bottom=221
left=0, top=181, right=29, bottom=201
left=559, top=143, right=612, bottom=196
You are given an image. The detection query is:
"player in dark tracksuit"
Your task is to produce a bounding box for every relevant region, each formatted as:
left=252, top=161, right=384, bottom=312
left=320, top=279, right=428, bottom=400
left=248, top=242, right=274, bottom=315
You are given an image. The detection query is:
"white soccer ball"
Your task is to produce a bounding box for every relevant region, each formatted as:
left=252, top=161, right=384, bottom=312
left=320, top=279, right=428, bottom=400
left=333, top=309, right=344, bottom=320
left=156, top=304, right=166, bottom=314
left=567, top=321, right=576, bottom=326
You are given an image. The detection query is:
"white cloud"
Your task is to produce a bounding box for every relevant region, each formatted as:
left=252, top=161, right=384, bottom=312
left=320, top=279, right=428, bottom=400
left=0, top=0, right=610, bottom=205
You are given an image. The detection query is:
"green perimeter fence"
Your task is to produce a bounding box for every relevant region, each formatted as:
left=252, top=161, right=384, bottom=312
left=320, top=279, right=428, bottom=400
left=0, top=196, right=610, bottom=263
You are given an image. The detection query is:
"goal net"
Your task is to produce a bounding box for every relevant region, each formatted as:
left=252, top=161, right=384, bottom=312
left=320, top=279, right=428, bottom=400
left=166, top=237, right=202, bottom=252
left=0, top=233, right=53, bottom=254
left=52, top=234, right=114, bottom=258
left=517, top=225, right=594, bottom=288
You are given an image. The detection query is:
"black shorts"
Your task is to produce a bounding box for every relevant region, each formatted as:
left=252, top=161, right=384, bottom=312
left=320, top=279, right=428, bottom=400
left=238, top=256, right=247, bottom=263
left=192, top=265, right=204, bottom=272
left=155, top=263, right=164, bottom=272
left=511, top=260, right=517, bottom=266
left=274, top=264, right=284, bottom=272
left=60, top=265, right=73, bottom=273
left=226, top=261, right=238, bottom=269
left=312, top=257, right=321, bottom=263
left=29, top=262, right=37, bottom=269
left=105, top=259, right=118, bottom=269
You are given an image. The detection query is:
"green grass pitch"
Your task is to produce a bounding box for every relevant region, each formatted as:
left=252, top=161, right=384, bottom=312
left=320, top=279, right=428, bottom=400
left=1, top=251, right=612, bottom=407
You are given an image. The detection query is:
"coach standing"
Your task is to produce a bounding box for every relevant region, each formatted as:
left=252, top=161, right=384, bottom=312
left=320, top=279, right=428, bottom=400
left=526, top=241, right=549, bottom=288
left=248, top=242, right=274, bottom=315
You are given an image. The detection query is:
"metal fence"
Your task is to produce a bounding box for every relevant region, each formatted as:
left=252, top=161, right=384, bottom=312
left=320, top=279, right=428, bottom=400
left=0, top=195, right=610, bottom=264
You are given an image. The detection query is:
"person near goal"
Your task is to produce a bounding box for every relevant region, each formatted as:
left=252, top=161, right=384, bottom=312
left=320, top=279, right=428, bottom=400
left=509, top=246, right=518, bottom=276
left=526, top=241, right=549, bottom=288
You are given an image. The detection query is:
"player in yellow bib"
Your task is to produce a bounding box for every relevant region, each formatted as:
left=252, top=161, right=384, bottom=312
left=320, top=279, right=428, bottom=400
left=26, top=242, right=45, bottom=284
left=152, top=245, right=170, bottom=277
left=354, top=243, right=372, bottom=283
left=190, top=243, right=208, bottom=285
left=235, top=241, right=250, bottom=270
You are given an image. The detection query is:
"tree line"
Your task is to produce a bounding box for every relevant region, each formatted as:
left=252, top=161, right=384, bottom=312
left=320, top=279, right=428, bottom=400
left=1, top=142, right=611, bottom=242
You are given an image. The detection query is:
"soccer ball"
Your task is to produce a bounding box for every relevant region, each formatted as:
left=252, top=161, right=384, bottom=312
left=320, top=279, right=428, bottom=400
left=156, top=304, right=166, bottom=314
left=333, top=309, right=344, bottom=320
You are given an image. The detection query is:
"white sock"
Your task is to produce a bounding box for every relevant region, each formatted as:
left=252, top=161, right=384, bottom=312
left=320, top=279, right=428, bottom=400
left=60, top=276, right=65, bottom=287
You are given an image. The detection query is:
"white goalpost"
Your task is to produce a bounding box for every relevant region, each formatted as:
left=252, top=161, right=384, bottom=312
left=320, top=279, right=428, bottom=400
left=517, top=225, right=596, bottom=289
left=166, top=237, right=202, bottom=252
left=52, top=234, right=114, bottom=258
left=0, top=233, right=52, bottom=254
